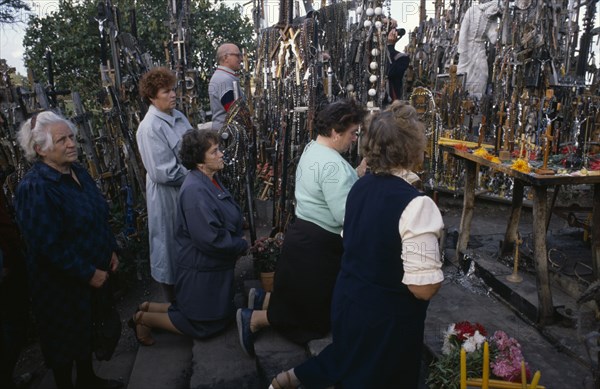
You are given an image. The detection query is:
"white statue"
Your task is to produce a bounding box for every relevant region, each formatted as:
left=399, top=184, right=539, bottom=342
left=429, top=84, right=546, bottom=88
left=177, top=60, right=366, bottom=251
left=457, top=1, right=501, bottom=98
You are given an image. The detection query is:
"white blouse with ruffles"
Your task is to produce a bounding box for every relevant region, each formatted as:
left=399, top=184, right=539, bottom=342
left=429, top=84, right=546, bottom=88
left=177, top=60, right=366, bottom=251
left=395, top=172, right=445, bottom=286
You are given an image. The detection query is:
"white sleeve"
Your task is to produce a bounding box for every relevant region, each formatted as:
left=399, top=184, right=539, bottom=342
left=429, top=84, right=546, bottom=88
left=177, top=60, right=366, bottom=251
left=399, top=196, right=445, bottom=285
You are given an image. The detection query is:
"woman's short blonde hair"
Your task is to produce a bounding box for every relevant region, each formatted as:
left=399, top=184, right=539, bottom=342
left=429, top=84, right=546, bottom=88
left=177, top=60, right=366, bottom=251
left=361, top=100, right=425, bottom=174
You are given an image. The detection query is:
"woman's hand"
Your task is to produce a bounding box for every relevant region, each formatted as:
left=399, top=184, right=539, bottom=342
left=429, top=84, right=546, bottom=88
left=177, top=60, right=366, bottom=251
left=89, top=269, right=109, bottom=288
left=109, top=252, right=119, bottom=273
left=387, top=29, right=398, bottom=45
left=356, top=158, right=368, bottom=177
left=408, top=282, right=442, bottom=301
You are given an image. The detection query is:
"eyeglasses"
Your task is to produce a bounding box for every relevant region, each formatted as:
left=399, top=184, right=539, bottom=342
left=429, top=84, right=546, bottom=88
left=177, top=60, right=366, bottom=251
left=227, top=52, right=242, bottom=58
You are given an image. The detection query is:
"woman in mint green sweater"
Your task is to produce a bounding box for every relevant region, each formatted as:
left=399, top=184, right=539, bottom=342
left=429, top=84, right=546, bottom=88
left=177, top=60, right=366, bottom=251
left=237, top=99, right=367, bottom=356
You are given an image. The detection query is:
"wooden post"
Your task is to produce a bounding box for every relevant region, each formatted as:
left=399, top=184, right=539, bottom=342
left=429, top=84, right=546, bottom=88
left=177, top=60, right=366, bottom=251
left=536, top=123, right=555, bottom=175
left=501, top=180, right=524, bottom=256
left=545, top=185, right=560, bottom=233
left=532, top=186, right=554, bottom=325
left=592, top=183, right=600, bottom=280
left=456, top=160, right=477, bottom=268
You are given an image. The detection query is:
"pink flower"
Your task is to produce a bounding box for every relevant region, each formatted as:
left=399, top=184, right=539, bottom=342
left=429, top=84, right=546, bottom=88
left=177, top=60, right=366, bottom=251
left=490, top=330, right=531, bottom=382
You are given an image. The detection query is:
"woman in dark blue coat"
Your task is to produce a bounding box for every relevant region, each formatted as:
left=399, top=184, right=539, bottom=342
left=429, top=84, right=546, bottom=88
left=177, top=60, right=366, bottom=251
left=129, top=129, right=248, bottom=344
left=14, top=112, right=121, bottom=389
left=268, top=101, right=445, bottom=389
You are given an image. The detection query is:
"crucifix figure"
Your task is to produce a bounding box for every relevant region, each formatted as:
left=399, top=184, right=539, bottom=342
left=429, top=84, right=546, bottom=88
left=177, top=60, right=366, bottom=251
left=536, top=120, right=556, bottom=175
left=518, top=133, right=527, bottom=159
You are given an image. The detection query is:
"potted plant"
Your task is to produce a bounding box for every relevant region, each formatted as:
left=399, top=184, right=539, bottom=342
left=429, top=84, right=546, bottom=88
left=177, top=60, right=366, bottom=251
left=250, top=234, right=284, bottom=292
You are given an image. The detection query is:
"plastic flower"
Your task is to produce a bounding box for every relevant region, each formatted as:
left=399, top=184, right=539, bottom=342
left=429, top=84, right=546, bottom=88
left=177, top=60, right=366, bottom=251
left=250, top=235, right=284, bottom=272
left=428, top=323, right=534, bottom=388
left=473, top=147, right=489, bottom=157
left=487, top=155, right=501, bottom=164
left=511, top=158, right=531, bottom=173
left=454, top=321, right=487, bottom=340
left=463, top=330, right=486, bottom=352
left=490, top=330, right=531, bottom=382
left=441, top=321, right=488, bottom=355
left=454, top=144, right=469, bottom=152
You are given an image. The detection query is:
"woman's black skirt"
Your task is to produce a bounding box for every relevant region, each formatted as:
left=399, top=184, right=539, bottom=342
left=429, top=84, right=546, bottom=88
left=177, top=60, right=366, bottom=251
left=267, top=218, right=343, bottom=344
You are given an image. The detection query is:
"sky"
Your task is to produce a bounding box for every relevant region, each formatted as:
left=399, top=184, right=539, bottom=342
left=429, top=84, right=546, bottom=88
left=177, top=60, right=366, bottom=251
left=0, top=0, right=423, bottom=76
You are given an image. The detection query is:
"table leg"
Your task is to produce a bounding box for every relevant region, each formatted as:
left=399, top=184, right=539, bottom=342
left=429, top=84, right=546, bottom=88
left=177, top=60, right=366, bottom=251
left=592, top=183, right=600, bottom=280
left=532, top=185, right=554, bottom=325
left=456, top=161, right=476, bottom=269
left=501, top=180, right=524, bottom=257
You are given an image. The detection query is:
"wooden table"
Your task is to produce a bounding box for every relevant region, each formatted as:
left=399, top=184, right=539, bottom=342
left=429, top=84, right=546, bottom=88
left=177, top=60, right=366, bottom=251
left=443, top=147, right=600, bottom=325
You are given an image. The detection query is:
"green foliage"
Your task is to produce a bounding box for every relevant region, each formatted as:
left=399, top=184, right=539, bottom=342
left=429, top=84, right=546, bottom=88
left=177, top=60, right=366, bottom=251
left=22, top=0, right=255, bottom=109
left=0, top=0, right=30, bottom=23
left=23, top=0, right=102, bottom=105
left=426, top=347, right=485, bottom=389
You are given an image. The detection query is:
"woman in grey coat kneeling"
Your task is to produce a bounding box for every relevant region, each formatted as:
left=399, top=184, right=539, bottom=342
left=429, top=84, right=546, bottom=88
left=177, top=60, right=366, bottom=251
left=129, top=129, right=248, bottom=345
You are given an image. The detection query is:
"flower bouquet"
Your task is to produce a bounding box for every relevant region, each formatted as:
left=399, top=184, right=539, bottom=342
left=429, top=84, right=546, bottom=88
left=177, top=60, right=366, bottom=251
left=250, top=235, right=284, bottom=273
left=427, top=321, right=531, bottom=389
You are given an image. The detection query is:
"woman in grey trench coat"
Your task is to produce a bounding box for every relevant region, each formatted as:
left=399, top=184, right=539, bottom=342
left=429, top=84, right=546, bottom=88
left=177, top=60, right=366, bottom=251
left=136, top=67, right=192, bottom=301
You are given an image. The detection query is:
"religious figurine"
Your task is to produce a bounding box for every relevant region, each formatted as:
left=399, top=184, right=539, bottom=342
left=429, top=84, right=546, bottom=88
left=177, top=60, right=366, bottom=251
left=457, top=0, right=501, bottom=99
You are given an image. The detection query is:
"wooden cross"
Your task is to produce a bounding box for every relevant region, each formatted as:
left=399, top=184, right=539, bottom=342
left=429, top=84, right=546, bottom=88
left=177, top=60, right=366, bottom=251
left=275, top=29, right=292, bottom=79
left=518, top=133, right=526, bottom=159
left=507, top=232, right=523, bottom=283
left=496, top=101, right=506, bottom=154
left=275, top=27, right=303, bottom=83
left=536, top=119, right=556, bottom=175
left=286, top=28, right=304, bottom=85
left=477, top=116, right=487, bottom=147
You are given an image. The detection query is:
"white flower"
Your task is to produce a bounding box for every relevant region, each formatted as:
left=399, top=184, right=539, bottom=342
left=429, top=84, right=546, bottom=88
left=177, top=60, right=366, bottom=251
left=462, top=331, right=486, bottom=353
left=442, top=324, right=457, bottom=355
left=473, top=330, right=486, bottom=346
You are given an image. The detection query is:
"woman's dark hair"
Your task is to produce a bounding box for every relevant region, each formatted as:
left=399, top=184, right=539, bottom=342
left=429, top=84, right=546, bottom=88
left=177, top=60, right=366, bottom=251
left=179, top=129, right=220, bottom=170
left=139, top=67, right=176, bottom=104
left=362, top=101, right=425, bottom=173
left=314, top=99, right=368, bottom=137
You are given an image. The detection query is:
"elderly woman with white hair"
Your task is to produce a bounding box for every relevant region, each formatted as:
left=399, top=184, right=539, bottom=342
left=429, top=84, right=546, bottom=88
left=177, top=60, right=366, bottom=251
left=14, top=111, right=122, bottom=389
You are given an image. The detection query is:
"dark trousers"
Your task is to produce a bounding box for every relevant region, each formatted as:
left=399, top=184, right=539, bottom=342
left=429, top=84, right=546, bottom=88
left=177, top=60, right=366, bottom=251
left=0, top=268, right=30, bottom=389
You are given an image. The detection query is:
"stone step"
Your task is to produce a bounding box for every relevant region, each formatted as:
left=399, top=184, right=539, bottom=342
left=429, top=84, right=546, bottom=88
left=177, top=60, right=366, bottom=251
left=425, top=266, right=594, bottom=388
left=190, top=325, right=260, bottom=389
left=127, top=331, right=192, bottom=389
left=254, top=328, right=308, bottom=387
left=470, top=254, right=594, bottom=369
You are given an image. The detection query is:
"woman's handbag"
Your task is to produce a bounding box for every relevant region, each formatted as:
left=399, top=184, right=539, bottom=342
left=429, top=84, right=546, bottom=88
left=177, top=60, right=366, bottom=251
left=91, top=278, right=121, bottom=361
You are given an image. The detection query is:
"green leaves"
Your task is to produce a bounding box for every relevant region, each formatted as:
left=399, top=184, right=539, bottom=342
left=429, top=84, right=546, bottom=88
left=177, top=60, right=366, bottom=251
left=23, top=0, right=101, bottom=104
left=426, top=347, right=486, bottom=389
left=21, top=0, right=255, bottom=109
left=0, top=0, right=30, bottom=24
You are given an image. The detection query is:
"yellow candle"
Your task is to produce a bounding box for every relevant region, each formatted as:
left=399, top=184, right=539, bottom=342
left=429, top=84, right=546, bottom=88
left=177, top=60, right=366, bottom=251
left=483, top=342, right=489, bottom=389
left=461, top=348, right=467, bottom=389
left=521, top=360, right=526, bottom=388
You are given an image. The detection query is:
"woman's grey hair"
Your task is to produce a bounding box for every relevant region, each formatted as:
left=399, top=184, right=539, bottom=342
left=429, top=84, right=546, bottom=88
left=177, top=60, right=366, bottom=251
left=17, top=111, right=78, bottom=162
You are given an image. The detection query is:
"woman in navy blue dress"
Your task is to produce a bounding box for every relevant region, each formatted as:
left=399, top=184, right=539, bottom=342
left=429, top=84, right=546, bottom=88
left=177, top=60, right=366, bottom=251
left=269, top=101, right=445, bottom=388
left=129, top=129, right=248, bottom=345
left=14, top=112, right=122, bottom=389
